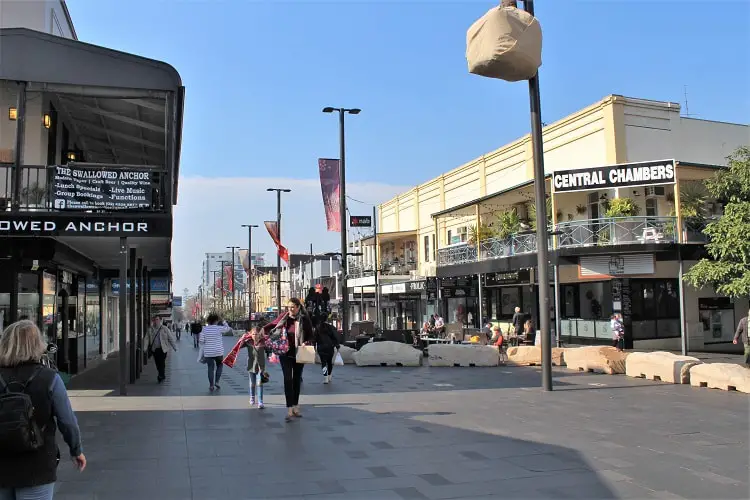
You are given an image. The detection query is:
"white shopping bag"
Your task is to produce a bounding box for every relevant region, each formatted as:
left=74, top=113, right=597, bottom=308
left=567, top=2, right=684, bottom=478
left=296, top=345, right=317, bottom=364
left=334, top=351, right=344, bottom=366
left=197, top=345, right=206, bottom=364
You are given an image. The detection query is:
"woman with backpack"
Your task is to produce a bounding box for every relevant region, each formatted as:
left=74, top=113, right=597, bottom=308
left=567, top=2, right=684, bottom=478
left=315, top=319, right=340, bottom=384
left=0, top=320, right=86, bottom=499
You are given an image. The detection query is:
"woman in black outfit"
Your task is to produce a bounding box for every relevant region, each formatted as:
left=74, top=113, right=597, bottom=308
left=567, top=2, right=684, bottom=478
left=263, top=297, right=314, bottom=422
left=316, top=320, right=340, bottom=384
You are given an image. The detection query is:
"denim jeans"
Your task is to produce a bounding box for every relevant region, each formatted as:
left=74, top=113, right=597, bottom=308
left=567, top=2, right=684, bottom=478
left=249, top=372, right=264, bottom=403
left=0, top=483, right=55, bottom=500
left=205, top=356, right=223, bottom=387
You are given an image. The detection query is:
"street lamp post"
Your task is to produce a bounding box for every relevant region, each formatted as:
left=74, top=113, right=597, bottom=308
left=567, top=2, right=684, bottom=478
left=227, top=246, right=240, bottom=322
left=242, top=224, right=258, bottom=324
left=322, top=106, right=360, bottom=339
left=267, top=188, right=291, bottom=314
left=211, top=270, right=219, bottom=310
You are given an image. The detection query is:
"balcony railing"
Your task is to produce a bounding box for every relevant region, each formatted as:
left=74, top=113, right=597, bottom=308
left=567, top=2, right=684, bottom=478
left=436, top=216, right=706, bottom=267
left=555, top=216, right=678, bottom=248
left=0, top=163, right=167, bottom=212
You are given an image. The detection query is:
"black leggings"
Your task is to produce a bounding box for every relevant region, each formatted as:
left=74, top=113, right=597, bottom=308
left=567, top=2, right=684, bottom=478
left=280, top=354, right=304, bottom=407
left=319, top=352, right=334, bottom=376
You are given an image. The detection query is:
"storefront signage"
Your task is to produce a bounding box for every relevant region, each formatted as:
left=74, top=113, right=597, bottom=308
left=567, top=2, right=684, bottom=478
left=579, top=254, right=654, bottom=278
left=381, top=283, right=407, bottom=294
left=698, top=297, right=733, bottom=310
left=553, top=160, right=675, bottom=193
left=52, top=165, right=152, bottom=210
left=0, top=214, right=171, bottom=237
left=485, top=269, right=531, bottom=286
left=349, top=215, right=372, bottom=227
left=112, top=277, right=170, bottom=295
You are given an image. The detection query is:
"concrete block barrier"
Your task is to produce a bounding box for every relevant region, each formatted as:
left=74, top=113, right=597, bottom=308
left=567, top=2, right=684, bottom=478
left=427, top=344, right=500, bottom=367
left=353, top=341, right=422, bottom=367
left=564, top=346, right=628, bottom=374
left=689, top=363, right=750, bottom=394
left=506, top=346, right=565, bottom=366
left=625, top=351, right=701, bottom=384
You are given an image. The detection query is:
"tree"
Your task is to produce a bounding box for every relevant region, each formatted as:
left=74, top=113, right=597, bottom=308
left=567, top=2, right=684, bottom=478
left=684, top=146, right=750, bottom=297
left=468, top=221, right=496, bottom=246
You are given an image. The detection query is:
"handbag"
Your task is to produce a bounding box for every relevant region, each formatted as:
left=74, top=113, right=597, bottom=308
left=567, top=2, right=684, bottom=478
left=268, top=325, right=289, bottom=355
left=296, top=345, right=317, bottom=364
left=197, top=345, right=206, bottom=364
left=147, top=328, right=159, bottom=359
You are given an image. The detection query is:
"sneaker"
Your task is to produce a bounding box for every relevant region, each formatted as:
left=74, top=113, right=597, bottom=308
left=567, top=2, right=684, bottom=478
left=258, top=402, right=265, bottom=409
left=209, top=386, right=215, bottom=392
left=249, top=398, right=255, bottom=406
left=214, top=384, right=221, bottom=390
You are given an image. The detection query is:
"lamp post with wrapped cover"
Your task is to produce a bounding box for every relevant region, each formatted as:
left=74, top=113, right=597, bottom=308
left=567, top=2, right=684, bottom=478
left=466, top=0, right=552, bottom=391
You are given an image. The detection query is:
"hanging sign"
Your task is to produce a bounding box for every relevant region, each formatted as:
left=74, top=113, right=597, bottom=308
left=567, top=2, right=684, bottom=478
left=349, top=215, right=372, bottom=227
left=52, top=165, right=152, bottom=210
left=553, top=160, right=675, bottom=193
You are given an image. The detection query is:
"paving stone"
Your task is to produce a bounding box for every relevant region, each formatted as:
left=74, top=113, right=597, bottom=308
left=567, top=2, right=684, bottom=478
left=57, top=336, right=749, bottom=499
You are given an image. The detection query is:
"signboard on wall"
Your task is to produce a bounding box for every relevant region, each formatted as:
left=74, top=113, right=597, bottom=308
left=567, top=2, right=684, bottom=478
left=0, top=214, right=171, bottom=237
left=553, top=159, right=675, bottom=192
left=485, top=269, right=531, bottom=286
left=52, top=165, right=152, bottom=210
left=349, top=215, right=372, bottom=227
left=579, top=255, right=655, bottom=278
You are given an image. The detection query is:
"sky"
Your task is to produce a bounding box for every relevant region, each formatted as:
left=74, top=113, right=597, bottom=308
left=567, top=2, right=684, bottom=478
left=65, top=0, right=750, bottom=295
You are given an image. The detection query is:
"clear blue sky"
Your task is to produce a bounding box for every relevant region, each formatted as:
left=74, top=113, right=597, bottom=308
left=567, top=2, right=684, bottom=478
left=65, top=0, right=750, bottom=294
left=67, top=0, right=749, bottom=185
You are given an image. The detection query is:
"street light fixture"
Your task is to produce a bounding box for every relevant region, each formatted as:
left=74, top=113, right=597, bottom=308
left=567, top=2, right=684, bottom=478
left=322, top=106, right=360, bottom=340
left=267, top=188, right=291, bottom=315
left=241, top=224, right=259, bottom=323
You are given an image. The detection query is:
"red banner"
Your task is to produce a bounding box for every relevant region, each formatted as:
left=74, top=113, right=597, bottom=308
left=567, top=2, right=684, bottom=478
left=318, top=158, right=341, bottom=232
left=264, top=221, right=289, bottom=264
left=224, top=265, right=234, bottom=292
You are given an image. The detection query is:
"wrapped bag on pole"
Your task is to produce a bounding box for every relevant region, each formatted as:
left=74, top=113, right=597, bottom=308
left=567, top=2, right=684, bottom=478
left=466, top=5, right=542, bottom=82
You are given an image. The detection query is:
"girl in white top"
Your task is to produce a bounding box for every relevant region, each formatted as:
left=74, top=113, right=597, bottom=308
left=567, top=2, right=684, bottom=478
left=200, top=313, right=232, bottom=392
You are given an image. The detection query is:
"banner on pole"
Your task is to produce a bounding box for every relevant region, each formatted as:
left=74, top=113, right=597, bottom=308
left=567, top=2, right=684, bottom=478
left=224, top=265, right=234, bottom=292
left=318, top=158, right=341, bottom=232
left=264, top=221, right=290, bottom=264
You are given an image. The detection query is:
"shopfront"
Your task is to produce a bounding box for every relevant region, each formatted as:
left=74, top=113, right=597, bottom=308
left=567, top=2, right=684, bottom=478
left=484, top=269, right=536, bottom=323
left=381, top=279, right=437, bottom=330
left=439, top=276, right=478, bottom=328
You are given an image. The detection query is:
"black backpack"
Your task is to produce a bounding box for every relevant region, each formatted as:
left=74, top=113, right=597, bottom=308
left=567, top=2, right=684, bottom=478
left=0, top=367, right=45, bottom=454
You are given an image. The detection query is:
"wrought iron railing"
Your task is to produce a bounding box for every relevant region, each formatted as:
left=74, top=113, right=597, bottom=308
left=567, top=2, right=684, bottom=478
left=0, top=164, right=167, bottom=212
left=555, top=216, right=678, bottom=248
left=682, top=217, right=717, bottom=244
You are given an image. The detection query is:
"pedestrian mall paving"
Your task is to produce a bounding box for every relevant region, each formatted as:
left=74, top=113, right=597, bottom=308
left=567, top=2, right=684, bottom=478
left=58, top=337, right=749, bottom=499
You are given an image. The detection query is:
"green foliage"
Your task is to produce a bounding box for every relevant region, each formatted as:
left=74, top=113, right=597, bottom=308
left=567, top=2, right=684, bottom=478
left=468, top=221, right=496, bottom=245
left=605, top=197, right=641, bottom=217
left=684, top=147, right=750, bottom=297
left=497, top=209, right=521, bottom=239
left=526, top=198, right=552, bottom=230
left=679, top=181, right=709, bottom=219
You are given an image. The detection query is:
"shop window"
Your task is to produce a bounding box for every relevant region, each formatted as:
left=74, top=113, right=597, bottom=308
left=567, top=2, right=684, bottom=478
left=458, top=226, right=468, bottom=243
left=17, top=273, right=40, bottom=325
left=431, top=234, right=436, bottom=261
left=645, top=198, right=658, bottom=217
left=630, top=279, right=680, bottom=339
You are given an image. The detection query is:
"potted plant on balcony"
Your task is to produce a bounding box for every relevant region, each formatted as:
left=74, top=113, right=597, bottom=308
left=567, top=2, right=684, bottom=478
left=468, top=221, right=495, bottom=247
left=604, top=197, right=641, bottom=244
left=679, top=181, right=709, bottom=242
left=492, top=209, right=521, bottom=257
left=21, top=183, right=48, bottom=211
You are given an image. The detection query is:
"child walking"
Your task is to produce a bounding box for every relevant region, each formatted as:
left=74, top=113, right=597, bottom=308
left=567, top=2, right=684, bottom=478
left=244, top=326, right=269, bottom=409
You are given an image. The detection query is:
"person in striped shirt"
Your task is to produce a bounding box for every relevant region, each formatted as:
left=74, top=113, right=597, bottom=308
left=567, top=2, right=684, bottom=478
left=199, top=313, right=232, bottom=392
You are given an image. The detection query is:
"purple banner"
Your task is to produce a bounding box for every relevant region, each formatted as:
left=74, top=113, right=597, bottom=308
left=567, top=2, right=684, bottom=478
left=318, top=158, right=341, bottom=232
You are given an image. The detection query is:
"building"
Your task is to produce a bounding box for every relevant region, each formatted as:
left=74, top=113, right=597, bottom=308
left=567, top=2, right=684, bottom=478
left=371, top=95, right=748, bottom=352
left=0, top=1, right=185, bottom=384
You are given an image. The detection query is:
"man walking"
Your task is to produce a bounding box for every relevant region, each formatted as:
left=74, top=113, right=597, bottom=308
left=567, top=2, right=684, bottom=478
left=732, top=311, right=749, bottom=368
left=148, top=317, right=178, bottom=383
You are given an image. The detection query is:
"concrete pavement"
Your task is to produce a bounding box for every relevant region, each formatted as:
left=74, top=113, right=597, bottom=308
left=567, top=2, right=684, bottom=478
left=56, top=336, right=749, bottom=499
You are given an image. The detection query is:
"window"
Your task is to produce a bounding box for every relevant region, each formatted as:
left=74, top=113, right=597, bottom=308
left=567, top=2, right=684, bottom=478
left=645, top=198, right=658, bottom=217
left=630, top=279, right=680, bottom=339
left=431, top=234, right=436, bottom=261
left=447, top=230, right=452, bottom=244
left=424, top=235, right=430, bottom=262
left=458, top=226, right=468, bottom=243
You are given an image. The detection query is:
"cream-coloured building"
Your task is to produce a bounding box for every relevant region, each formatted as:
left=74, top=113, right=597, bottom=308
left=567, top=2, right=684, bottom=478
left=364, top=95, right=748, bottom=352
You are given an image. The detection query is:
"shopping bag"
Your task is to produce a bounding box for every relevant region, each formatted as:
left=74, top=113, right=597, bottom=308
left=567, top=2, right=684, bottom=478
left=197, top=345, right=206, bottom=364
left=268, top=353, right=280, bottom=364
left=334, top=351, right=344, bottom=366
left=295, top=345, right=317, bottom=364
left=269, top=327, right=289, bottom=355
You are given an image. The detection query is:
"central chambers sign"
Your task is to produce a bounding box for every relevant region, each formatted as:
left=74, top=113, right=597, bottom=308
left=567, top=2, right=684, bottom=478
left=553, top=160, right=676, bottom=193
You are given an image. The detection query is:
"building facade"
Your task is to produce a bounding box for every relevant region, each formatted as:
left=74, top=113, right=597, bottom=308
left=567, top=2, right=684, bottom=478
left=0, top=4, right=185, bottom=384
left=370, top=95, right=748, bottom=352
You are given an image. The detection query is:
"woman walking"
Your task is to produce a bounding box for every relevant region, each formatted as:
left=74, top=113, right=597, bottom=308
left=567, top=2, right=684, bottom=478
left=315, top=320, right=340, bottom=384
left=200, top=313, right=231, bottom=392
left=263, top=298, right=314, bottom=422
left=0, top=320, right=86, bottom=499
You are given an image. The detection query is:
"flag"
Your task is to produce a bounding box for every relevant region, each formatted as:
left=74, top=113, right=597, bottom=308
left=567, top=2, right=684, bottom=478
left=265, top=221, right=290, bottom=264
left=318, top=158, right=341, bottom=232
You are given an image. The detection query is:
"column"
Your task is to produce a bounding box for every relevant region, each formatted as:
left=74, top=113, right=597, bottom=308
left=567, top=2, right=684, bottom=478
left=136, top=258, right=143, bottom=378
left=128, top=248, right=137, bottom=383
left=118, top=238, right=128, bottom=396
